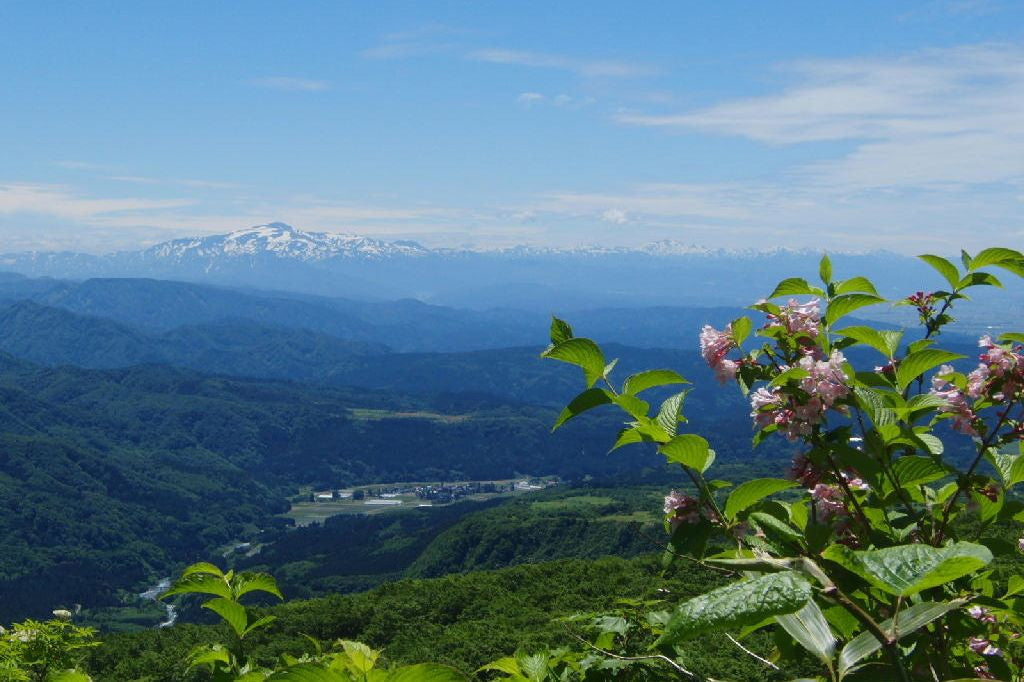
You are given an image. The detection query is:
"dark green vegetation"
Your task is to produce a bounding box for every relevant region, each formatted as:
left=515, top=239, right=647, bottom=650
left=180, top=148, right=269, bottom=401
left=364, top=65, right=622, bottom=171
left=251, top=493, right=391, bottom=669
left=0, top=351, right=705, bottom=620
left=85, top=555, right=804, bottom=681
left=236, top=486, right=664, bottom=600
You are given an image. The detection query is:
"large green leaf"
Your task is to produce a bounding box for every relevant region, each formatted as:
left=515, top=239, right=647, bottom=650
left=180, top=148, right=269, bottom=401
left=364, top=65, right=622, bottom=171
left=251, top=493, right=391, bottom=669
left=551, top=388, right=612, bottom=431
left=969, top=247, right=1023, bottom=271
left=835, top=326, right=897, bottom=358
left=658, top=434, right=714, bottom=473
left=622, top=369, right=689, bottom=396
left=202, top=597, right=248, bottom=637
left=549, top=316, right=573, bottom=345
left=837, top=599, right=967, bottom=678
left=160, top=573, right=231, bottom=600
left=388, top=664, right=472, bottom=681
left=822, top=542, right=992, bottom=597
left=834, top=277, right=880, bottom=297
left=656, top=572, right=813, bottom=646
left=47, top=672, right=93, bottom=682
left=957, top=271, right=1002, bottom=289
left=181, top=562, right=225, bottom=578
left=774, top=600, right=836, bottom=670
left=918, top=254, right=960, bottom=290
left=891, top=456, right=947, bottom=488
left=895, top=349, right=965, bottom=391
left=724, top=478, right=796, bottom=520
left=768, top=277, right=824, bottom=298
left=825, top=294, right=885, bottom=327
left=655, top=391, right=688, bottom=437
left=819, top=254, right=833, bottom=285
left=541, top=338, right=606, bottom=388
left=986, top=450, right=1024, bottom=489
left=234, top=572, right=284, bottom=600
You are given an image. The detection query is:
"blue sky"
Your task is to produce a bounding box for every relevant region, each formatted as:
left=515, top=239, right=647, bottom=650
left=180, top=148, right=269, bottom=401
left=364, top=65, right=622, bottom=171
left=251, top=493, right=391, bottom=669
left=1, top=1, right=1022, bottom=253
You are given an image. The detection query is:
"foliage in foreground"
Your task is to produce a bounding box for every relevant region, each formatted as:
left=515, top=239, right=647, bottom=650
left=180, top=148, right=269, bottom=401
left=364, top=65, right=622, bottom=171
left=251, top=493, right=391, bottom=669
left=536, top=247, right=1024, bottom=680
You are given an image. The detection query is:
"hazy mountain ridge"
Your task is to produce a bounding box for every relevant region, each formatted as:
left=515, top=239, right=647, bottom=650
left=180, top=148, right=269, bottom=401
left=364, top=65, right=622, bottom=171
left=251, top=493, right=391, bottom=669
left=0, top=223, right=937, bottom=310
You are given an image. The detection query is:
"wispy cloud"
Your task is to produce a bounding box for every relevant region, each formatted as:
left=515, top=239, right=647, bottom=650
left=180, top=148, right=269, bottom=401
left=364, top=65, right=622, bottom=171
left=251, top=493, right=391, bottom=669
left=615, top=44, right=1024, bottom=190
left=248, top=76, right=331, bottom=91
left=0, top=183, right=194, bottom=220
left=516, top=92, right=545, bottom=107
left=468, top=48, right=651, bottom=78
left=54, top=160, right=111, bottom=171
left=108, top=175, right=241, bottom=190
left=360, top=24, right=463, bottom=60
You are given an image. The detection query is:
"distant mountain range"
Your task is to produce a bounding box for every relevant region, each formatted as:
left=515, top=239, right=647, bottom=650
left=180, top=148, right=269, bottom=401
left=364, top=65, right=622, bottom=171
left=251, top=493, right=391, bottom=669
left=0, top=222, right=952, bottom=311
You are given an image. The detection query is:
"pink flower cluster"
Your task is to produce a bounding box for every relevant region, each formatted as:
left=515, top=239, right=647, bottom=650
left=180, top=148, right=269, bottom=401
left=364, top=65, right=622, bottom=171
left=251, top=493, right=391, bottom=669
left=810, top=484, right=847, bottom=521
left=767, top=298, right=821, bottom=340
left=907, top=291, right=936, bottom=317
left=969, top=636, right=1002, bottom=657
left=750, top=350, right=850, bottom=440
left=664, top=490, right=701, bottom=531
left=699, top=324, right=739, bottom=384
left=968, top=336, right=1024, bottom=402
left=930, top=365, right=980, bottom=436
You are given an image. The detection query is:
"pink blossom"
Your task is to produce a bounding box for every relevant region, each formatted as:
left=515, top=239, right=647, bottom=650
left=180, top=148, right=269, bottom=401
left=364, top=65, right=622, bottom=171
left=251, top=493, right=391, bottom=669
left=930, top=365, right=979, bottom=436
left=969, top=637, right=1002, bottom=657
left=797, top=349, right=851, bottom=410
left=767, top=298, right=820, bottom=339
left=811, top=484, right=848, bottom=521
left=699, top=325, right=739, bottom=384
left=1018, top=537, right=1024, bottom=552
left=787, top=453, right=822, bottom=487
left=664, top=490, right=700, bottom=530
left=969, top=606, right=997, bottom=624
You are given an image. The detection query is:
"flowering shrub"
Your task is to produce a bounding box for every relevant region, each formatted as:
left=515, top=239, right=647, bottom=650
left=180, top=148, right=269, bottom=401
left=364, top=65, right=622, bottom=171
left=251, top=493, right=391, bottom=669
left=538, top=248, right=1024, bottom=681
left=0, top=611, right=97, bottom=681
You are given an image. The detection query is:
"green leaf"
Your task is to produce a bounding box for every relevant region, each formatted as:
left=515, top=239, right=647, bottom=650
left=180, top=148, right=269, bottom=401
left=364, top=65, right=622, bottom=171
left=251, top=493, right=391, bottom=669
left=388, top=664, right=472, bottom=682
left=769, top=366, right=810, bottom=387
left=724, top=478, right=797, bottom=520
left=622, top=369, right=689, bottom=396
left=990, top=258, right=1024, bottom=278
left=837, top=599, right=967, bottom=678
left=234, top=572, right=284, bottom=600
left=202, top=597, right=248, bottom=637
left=609, top=427, right=649, bottom=452
left=552, top=388, right=613, bottom=431
left=185, top=643, right=232, bottom=670
left=659, top=434, right=714, bottom=473
left=1004, top=574, right=1024, bottom=598
left=768, top=277, right=824, bottom=299
left=835, top=326, right=898, bottom=358
left=612, top=394, right=649, bottom=420
left=160, top=573, right=231, bottom=600
left=918, top=254, right=960, bottom=290
left=47, top=672, right=93, bottom=682
left=892, top=456, right=947, bottom=488
left=985, top=450, right=1024, bottom=489
left=999, top=332, right=1024, bottom=344
left=825, top=294, right=885, bottom=327
left=774, top=600, right=836, bottom=670
left=549, top=316, right=573, bottom=345
left=655, top=391, right=688, bottom=437
left=243, top=615, right=277, bottom=638
left=957, top=271, right=1002, bottom=289
left=969, top=247, right=1023, bottom=271
left=834, top=277, right=880, bottom=297
left=265, top=665, right=348, bottom=681
left=731, top=316, right=753, bottom=346
left=822, top=542, right=992, bottom=597
left=181, top=562, right=225, bottom=578
left=819, top=254, right=833, bottom=285
left=961, top=249, right=973, bottom=271
left=337, top=640, right=381, bottom=674
left=895, top=349, right=965, bottom=391
left=853, top=387, right=896, bottom=427
left=656, top=572, right=813, bottom=646
left=541, top=337, right=606, bottom=388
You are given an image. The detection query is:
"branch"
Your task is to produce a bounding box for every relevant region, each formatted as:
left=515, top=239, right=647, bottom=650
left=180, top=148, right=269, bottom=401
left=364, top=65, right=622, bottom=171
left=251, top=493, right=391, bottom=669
left=725, top=633, right=779, bottom=671
left=567, top=633, right=710, bottom=680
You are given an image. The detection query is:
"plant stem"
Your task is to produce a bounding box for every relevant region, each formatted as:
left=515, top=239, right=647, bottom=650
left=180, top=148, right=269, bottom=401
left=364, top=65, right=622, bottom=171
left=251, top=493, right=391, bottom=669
left=934, top=399, right=1015, bottom=544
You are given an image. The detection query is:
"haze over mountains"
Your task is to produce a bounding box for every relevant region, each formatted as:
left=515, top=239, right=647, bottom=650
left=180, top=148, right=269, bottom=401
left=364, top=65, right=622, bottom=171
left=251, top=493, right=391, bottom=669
left=0, top=222, right=964, bottom=311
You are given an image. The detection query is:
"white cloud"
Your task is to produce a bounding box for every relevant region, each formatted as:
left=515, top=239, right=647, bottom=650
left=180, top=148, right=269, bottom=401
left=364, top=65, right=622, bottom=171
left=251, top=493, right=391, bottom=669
left=248, top=76, right=331, bottom=92
left=615, top=44, right=1024, bottom=191
left=0, top=183, right=194, bottom=220
left=360, top=24, right=463, bottom=60
left=600, top=208, right=629, bottom=224
left=469, top=48, right=650, bottom=78
left=517, top=92, right=545, bottom=106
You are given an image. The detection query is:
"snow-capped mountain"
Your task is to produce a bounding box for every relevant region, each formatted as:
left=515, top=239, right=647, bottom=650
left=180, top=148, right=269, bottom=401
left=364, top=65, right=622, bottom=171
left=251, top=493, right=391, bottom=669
left=0, top=222, right=924, bottom=311
left=139, top=222, right=430, bottom=263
